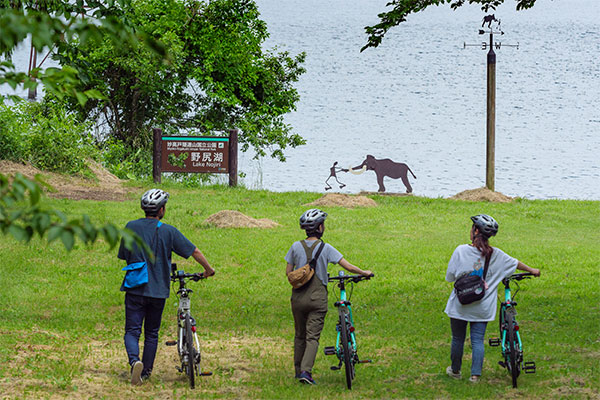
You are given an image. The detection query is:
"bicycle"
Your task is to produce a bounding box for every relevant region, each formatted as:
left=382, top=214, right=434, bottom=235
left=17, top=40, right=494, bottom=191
left=165, top=263, right=212, bottom=388
left=323, top=270, right=374, bottom=389
left=488, top=272, right=537, bottom=388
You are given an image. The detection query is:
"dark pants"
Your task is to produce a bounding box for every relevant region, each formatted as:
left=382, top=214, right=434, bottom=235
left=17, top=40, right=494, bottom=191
left=124, top=293, right=166, bottom=376
left=291, top=276, right=328, bottom=374
left=450, top=318, right=488, bottom=376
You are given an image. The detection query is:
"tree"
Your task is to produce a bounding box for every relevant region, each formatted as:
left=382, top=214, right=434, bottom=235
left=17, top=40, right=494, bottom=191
left=0, top=1, right=157, bottom=252
left=0, top=0, right=164, bottom=105
left=59, top=0, right=306, bottom=162
left=361, top=0, right=538, bottom=51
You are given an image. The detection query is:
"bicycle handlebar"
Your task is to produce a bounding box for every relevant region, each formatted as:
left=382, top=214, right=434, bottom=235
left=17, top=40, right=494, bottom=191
left=328, top=273, right=374, bottom=283
left=507, top=272, right=536, bottom=281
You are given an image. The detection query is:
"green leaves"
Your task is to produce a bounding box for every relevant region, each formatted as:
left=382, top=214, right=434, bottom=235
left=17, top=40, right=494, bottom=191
left=0, top=172, right=147, bottom=253
left=362, top=0, right=540, bottom=51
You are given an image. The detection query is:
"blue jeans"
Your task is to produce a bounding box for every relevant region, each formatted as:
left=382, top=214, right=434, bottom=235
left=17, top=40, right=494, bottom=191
left=124, top=293, right=166, bottom=376
left=450, top=318, right=488, bottom=376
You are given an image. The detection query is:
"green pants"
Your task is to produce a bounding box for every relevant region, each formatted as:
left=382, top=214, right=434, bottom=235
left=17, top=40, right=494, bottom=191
left=291, top=275, right=328, bottom=374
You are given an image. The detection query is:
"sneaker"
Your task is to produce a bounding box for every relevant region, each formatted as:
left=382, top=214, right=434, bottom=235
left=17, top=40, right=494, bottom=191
left=298, top=371, right=316, bottom=385
left=446, top=366, right=461, bottom=380
left=469, top=375, right=480, bottom=383
left=131, top=361, right=144, bottom=386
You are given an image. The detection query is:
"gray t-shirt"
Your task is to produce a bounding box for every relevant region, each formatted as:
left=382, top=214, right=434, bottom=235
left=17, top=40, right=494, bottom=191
left=285, top=240, right=343, bottom=286
left=118, top=218, right=197, bottom=299
left=444, top=244, right=518, bottom=322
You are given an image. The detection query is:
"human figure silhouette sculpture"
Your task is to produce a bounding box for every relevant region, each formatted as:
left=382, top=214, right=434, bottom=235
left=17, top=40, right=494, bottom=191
left=325, top=161, right=348, bottom=191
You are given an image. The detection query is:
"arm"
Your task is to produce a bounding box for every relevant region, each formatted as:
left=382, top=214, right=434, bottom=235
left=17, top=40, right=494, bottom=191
left=191, top=248, right=215, bottom=277
left=286, top=263, right=294, bottom=275
left=338, top=258, right=372, bottom=277
left=516, top=261, right=540, bottom=277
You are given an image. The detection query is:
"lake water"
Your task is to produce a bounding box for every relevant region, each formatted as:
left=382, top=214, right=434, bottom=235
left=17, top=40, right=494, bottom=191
left=239, top=0, right=600, bottom=200
left=3, top=1, right=599, bottom=199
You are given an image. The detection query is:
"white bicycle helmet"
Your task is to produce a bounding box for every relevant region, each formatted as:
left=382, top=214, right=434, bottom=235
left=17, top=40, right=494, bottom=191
left=300, top=208, right=327, bottom=231
left=141, top=189, right=169, bottom=214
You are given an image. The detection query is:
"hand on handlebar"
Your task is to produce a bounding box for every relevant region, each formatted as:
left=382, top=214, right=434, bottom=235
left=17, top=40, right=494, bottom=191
left=203, top=266, right=215, bottom=277
left=362, top=270, right=374, bottom=278
left=530, top=268, right=541, bottom=277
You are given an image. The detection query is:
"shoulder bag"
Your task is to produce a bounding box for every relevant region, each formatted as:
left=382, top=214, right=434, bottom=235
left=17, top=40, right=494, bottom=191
left=122, top=221, right=162, bottom=289
left=287, top=240, right=325, bottom=289
left=454, top=249, right=492, bottom=305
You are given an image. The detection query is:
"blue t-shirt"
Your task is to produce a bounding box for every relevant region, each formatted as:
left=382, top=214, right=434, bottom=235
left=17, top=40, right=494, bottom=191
left=118, top=218, right=196, bottom=298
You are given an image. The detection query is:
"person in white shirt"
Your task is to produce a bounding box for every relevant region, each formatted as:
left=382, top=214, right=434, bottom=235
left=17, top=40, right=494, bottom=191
left=444, top=214, right=540, bottom=383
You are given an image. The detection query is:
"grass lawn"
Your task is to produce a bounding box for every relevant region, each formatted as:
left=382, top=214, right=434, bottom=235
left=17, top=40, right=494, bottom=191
left=0, top=185, right=598, bottom=399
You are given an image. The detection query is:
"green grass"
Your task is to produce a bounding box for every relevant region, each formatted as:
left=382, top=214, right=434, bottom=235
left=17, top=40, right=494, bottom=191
left=0, top=185, right=599, bottom=399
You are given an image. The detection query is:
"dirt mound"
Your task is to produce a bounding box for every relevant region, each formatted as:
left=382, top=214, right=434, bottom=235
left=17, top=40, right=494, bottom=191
left=204, top=210, right=280, bottom=228
left=0, top=160, right=134, bottom=201
left=305, top=193, right=377, bottom=208
left=451, top=187, right=513, bottom=203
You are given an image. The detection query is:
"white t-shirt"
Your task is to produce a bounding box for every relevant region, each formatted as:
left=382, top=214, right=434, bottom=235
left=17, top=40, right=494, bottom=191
left=444, top=244, right=518, bottom=322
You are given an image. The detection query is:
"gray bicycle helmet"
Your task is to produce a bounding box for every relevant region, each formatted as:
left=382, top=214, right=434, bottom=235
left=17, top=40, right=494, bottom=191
left=471, top=214, right=498, bottom=237
left=299, top=208, right=328, bottom=231
left=141, top=189, right=169, bottom=214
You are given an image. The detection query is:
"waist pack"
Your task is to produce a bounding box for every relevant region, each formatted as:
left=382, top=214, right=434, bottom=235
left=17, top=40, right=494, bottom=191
left=122, top=221, right=162, bottom=289
left=287, top=240, right=325, bottom=289
left=454, top=250, right=492, bottom=305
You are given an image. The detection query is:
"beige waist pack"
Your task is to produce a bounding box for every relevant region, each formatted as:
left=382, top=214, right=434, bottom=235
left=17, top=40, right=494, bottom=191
left=287, top=240, right=325, bottom=289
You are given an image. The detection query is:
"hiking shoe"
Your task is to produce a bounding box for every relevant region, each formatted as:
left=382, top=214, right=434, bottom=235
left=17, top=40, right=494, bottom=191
left=131, top=361, right=144, bottom=386
left=446, top=366, right=461, bottom=379
left=469, top=375, right=481, bottom=383
left=298, top=371, right=316, bottom=385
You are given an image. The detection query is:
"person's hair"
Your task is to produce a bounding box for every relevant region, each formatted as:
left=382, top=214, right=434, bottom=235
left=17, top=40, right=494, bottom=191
left=472, top=225, right=493, bottom=258
left=305, top=228, right=323, bottom=239
left=145, top=205, right=164, bottom=218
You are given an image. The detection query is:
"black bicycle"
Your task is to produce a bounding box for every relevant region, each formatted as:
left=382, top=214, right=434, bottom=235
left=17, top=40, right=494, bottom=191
left=489, top=272, right=537, bottom=388
left=323, top=271, right=373, bottom=389
left=165, top=263, right=212, bottom=388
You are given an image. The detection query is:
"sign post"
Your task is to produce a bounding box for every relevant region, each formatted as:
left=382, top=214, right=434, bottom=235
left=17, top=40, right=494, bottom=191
left=152, top=129, right=238, bottom=186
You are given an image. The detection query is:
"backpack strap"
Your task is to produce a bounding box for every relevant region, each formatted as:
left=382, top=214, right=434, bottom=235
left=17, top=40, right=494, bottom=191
left=482, top=248, right=493, bottom=279
left=309, top=242, right=326, bottom=270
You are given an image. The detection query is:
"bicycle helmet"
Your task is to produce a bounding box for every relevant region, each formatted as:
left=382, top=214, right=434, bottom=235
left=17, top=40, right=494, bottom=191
left=299, top=208, right=328, bottom=231
left=141, top=189, right=169, bottom=214
left=470, top=214, right=498, bottom=237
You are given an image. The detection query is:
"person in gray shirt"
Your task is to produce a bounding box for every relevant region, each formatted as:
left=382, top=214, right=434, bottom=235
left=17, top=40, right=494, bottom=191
left=285, top=208, right=372, bottom=385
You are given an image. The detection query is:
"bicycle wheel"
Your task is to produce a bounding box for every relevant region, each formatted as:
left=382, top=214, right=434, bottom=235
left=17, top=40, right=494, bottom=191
left=184, top=314, right=197, bottom=389
left=339, top=310, right=354, bottom=389
left=506, top=312, right=520, bottom=388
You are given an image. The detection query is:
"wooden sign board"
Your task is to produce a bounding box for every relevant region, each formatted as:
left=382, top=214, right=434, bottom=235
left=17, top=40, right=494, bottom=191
left=160, top=136, right=229, bottom=173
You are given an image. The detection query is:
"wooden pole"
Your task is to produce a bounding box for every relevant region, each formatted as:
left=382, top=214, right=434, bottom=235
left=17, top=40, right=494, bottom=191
left=153, top=128, right=162, bottom=184
left=228, top=129, right=238, bottom=187
left=486, top=33, right=496, bottom=192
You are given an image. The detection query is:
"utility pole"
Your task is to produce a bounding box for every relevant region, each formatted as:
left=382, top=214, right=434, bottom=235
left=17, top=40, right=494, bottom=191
left=464, top=15, right=518, bottom=191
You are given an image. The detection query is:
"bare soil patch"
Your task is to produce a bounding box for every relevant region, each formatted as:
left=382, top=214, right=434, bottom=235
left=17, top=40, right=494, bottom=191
left=450, top=187, right=513, bottom=203
left=204, top=210, right=280, bottom=228
left=305, top=193, right=377, bottom=208
left=0, top=160, right=136, bottom=201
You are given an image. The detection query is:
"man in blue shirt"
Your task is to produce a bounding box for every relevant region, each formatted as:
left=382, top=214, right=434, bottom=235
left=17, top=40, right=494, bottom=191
left=118, top=189, right=215, bottom=385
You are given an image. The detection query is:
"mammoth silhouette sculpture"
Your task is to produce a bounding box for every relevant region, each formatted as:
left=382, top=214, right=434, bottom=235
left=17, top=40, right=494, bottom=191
left=482, top=14, right=498, bottom=28
left=351, top=155, right=416, bottom=193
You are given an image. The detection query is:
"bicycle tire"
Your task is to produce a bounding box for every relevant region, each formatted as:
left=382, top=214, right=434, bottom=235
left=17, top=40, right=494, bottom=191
left=506, top=312, right=520, bottom=388
left=339, top=309, right=354, bottom=389
left=184, top=314, right=197, bottom=389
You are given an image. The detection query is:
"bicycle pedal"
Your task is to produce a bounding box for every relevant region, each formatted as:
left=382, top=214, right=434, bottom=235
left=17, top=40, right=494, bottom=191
left=165, top=340, right=177, bottom=346
left=524, top=362, right=536, bottom=373
left=498, top=361, right=506, bottom=368
left=488, top=338, right=500, bottom=347
left=358, top=359, right=372, bottom=364
left=200, top=371, right=213, bottom=376
left=176, top=366, right=183, bottom=373
left=323, top=346, right=336, bottom=356
left=330, top=365, right=341, bottom=371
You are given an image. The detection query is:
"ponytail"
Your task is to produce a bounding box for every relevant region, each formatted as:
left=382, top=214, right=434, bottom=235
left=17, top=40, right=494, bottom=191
left=472, top=228, right=493, bottom=259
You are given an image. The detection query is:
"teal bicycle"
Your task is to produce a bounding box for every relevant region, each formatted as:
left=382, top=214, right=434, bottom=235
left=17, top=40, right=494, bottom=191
left=489, top=272, right=537, bottom=388
left=323, top=271, right=373, bottom=389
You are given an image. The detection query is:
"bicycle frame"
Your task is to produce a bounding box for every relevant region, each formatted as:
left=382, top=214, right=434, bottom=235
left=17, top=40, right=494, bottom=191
left=335, top=279, right=357, bottom=358
left=175, top=283, right=201, bottom=366
left=500, top=282, right=522, bottom=357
